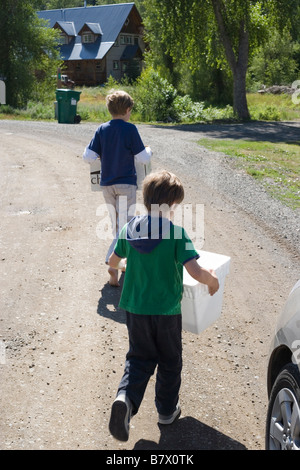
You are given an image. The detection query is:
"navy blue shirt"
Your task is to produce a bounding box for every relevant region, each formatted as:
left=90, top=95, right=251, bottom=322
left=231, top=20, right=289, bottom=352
left=88, top=119, right=145, bottom=186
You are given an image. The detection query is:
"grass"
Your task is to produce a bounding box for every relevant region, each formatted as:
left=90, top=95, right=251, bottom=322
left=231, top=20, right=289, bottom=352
left=76, top=82, right=141, bottom=122
left=247, top=92, right=300, bottom=121
left=1, top=87, right=300, bottom=123
left=197, top=138, right=300, bottom=209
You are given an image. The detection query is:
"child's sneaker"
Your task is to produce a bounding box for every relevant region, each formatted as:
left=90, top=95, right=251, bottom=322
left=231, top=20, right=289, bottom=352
left=109, top=393, right=132, bottom=441
left=158, top=404, right=181, bottom=425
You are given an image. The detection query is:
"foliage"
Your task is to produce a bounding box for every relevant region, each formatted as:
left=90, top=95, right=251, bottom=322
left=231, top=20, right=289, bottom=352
left=0, top=0, right=61, bottom=108
left=248, top=27, right=299, bottom=86
left=35, top=0, right=146, bottom=13
left=143, top=0, right=300, bottom=120
left=134, top=67, right=178, bottom=122
left=173, top=95, right=234, bottom=123
left=253, top=105, right=281, bottom=121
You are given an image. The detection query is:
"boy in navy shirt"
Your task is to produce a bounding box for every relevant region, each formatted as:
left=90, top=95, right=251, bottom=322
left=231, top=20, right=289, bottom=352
left=83, top=91, right=152, bottom=286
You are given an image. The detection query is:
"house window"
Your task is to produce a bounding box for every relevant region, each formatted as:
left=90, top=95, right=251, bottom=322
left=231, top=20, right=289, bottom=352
left=120, top=35, right=133, bottom=45
left=113, top=61, right=119, bottom=70
left=59, top=33, right=69, bottom=45
left=82, top=33, right=93, bottom=44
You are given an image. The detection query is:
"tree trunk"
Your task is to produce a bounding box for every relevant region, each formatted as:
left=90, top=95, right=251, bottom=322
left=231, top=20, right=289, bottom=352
left=233, top=21, right=250, bottom=120
left=233, top=67, right=250, bottom=120
left=210, top=0, right=251, bottom=120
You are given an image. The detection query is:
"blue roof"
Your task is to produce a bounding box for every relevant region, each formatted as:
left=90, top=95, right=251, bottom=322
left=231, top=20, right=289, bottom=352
left=37, top=3, right=136, bottom=61
left=55, top=21, right=76, bottom=36
left=84, top=23, right=103, bottom=35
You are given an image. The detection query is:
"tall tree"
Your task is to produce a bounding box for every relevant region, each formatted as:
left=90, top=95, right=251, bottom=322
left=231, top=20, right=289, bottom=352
left=144, top=0, right=298, bottom=120
left=0, top=0, right=60, bottom=107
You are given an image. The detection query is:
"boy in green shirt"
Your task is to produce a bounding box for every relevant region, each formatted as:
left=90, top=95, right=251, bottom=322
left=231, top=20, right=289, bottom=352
left=108, top=170, right=219, bottom=441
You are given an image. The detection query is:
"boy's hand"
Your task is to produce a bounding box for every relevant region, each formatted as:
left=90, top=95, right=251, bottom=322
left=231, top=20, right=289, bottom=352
left=207, top=269, right=219, bottom=296
left=185, top=258, right=219, bottom=296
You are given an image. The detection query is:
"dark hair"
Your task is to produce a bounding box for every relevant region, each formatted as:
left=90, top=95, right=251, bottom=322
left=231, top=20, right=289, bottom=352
left=143, top=170, right=184, bottom=212
left=106, top=90, right=134, bottom=116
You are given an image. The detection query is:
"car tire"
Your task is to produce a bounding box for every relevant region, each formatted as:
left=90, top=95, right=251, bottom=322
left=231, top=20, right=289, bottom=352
left=265, top=363, right=300, bottom=450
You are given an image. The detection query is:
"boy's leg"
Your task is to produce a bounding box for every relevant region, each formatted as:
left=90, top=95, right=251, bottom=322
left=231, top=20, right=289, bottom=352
left=154, top=315, right=182, bottom=417
left=102, top=185, right=136, bottom=286
left=102, top=185, right=118, bottom=266
left=117, top=312, right=157, bottom=415
left=103, top=184, right=136, bottom=264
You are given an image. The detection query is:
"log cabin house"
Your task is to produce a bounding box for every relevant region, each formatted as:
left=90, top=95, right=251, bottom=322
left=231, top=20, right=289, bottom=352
left=37, top=3, right=145, bottom=86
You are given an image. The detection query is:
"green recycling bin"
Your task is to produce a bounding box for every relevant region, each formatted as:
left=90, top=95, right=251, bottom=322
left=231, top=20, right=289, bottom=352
left=55, top=89, right=81, bottom=124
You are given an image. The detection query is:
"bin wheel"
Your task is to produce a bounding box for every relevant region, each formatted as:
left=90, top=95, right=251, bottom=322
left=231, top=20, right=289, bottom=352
left=74, top=114, right=81, bottom=124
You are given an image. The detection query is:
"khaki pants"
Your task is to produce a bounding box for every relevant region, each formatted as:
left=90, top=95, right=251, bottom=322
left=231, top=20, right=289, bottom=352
left=102, top=184, right=136, bottom=263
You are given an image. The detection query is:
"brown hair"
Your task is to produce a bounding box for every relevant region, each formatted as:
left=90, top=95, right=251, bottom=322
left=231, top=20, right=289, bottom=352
left=106, top=90, right=134, bottom=116
left=143, top=170, right=184, bottom=212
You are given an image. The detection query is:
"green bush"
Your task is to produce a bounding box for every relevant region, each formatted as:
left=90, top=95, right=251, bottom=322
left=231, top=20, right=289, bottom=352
left=135, top=67, right=178, bottom=121
left=251, top=105, right=281, bottom=121
left=173, top=95, right=205, bottom=122
left=173, top=95, right=234, bottom=122
left=0, top=104, right=17, bottom=115
left=22, top=101, right=55, bottom=120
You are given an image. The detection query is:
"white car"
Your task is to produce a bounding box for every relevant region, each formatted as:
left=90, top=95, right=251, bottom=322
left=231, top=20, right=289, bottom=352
left=266, top=279, right=300, bottom=450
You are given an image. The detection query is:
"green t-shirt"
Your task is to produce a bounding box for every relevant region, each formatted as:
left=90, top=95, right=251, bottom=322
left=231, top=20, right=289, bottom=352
left=114, top=221, right=199, bottom=315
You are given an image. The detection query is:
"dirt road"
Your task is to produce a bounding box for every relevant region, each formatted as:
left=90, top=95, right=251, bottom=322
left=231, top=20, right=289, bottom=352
left=0, top=119, right=299, bottom=451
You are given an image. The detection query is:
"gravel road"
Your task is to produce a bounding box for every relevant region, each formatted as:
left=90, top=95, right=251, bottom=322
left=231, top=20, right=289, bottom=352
left=0, top=119, right=299, bottom=452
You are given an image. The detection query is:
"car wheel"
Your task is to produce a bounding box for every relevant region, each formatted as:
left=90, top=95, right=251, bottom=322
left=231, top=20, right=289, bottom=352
left=266, top=363, right=300, bottom=450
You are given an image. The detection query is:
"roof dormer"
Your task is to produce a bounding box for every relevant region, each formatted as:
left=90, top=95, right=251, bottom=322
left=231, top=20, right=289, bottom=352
left=54, top=21, right=76, bottom=45
left=78, top=23, right=103, bottom=44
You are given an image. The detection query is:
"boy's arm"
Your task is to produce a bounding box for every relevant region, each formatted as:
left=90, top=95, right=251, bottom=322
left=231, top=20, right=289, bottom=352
left=134, top=146, right=152, bottom=164
left=83, top=146, right=99, bottom=163
left=108, top=252, right=125, bottom=270
left=83, top=129, right=101, bottom=163
left=184, top=258, right=219, bottom=296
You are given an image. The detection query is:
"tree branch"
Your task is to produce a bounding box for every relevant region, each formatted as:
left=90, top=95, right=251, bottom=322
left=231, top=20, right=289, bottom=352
left=210, top=0, right=237, bottom=73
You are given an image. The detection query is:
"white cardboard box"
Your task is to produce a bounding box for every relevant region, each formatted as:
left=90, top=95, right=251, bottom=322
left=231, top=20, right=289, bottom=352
left=135, top=160, right=152, bottom=190
left=89, top=159, right=151, bottom=191
left=181, top=250, right=231, bottom=334
left=90, top=159, right=101, bottom=191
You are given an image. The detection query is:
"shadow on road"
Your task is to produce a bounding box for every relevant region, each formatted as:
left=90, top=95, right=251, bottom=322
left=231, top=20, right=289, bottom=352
left=133, top=416, right=247, bottom=451
left=151, top=120, right=300, bottom=144
left=97, top=274, right=125, bottom=324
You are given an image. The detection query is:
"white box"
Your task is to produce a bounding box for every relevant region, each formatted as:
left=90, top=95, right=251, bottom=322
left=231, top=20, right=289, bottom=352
left=89, top=159, right=151, bottom=191
left=90, top=159, right=101, bottom=191
left=181, top=250, right=231, bottom=334
left=135, top=160, right=152, bottom=190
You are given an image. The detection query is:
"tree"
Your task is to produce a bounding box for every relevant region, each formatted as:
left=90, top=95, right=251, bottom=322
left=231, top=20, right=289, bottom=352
left=0, top=0, right=61, bottom=107
left=249, top=27, right=299, bottom=86
left=144, top=0, right=298, bottom=120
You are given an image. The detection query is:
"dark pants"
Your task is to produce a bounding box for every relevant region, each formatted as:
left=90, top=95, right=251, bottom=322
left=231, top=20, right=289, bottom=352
left=117, top=312, right=182, bottom=416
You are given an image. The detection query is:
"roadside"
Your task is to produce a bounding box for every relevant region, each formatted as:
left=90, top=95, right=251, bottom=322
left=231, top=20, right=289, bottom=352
left=0, top=120, right=299, bottom=451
